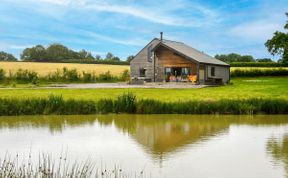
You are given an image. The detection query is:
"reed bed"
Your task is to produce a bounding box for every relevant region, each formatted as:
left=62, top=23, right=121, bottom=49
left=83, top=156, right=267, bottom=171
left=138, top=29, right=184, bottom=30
left=0, top=93, right=287, bottom=115
left=0, top=153, right=141, bottom=178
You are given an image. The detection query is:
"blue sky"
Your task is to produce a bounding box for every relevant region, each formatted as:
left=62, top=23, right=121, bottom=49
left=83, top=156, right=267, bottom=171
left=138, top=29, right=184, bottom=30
left=0, top=0, right=287, bottom=60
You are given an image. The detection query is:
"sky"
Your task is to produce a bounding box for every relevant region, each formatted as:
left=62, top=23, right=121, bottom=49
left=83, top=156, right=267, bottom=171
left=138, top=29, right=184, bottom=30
left=0, top=0, right=287, bottom=61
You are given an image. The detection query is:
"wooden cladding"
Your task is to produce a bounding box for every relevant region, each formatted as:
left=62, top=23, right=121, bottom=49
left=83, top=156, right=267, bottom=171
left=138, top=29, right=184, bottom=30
left=155, top=48, right=197, bottom=75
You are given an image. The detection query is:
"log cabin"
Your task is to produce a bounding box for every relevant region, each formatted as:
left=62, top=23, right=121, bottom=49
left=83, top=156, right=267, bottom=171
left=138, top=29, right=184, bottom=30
left=130, top=33, right=230, bottom=84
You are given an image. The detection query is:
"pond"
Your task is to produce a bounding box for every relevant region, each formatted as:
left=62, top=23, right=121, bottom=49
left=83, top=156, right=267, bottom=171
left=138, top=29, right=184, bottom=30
left=0, top=115, right=287, bottom=178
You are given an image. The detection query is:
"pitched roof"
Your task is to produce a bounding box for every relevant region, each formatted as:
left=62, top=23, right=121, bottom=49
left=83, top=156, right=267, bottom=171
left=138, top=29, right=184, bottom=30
left=153, top=39, right=229, bottom=66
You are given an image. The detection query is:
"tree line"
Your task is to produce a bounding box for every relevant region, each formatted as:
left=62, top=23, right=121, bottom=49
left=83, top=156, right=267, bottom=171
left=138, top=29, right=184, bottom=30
left=0, top=43, right=134, bottom=63
left=214, top=53, right=274, bottom=63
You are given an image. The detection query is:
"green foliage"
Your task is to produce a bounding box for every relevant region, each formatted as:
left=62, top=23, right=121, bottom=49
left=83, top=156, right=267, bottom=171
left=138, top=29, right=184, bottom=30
left=19, top=44, right=128, bottom=64
left=265, top=12, right=288, bottom=64
left=14, top=69, right=38, bottom=84
left=230, top=62, right=287, bottom=67
left=97, top=71, right=114, bottom=81
left=256, top=58, right=273, bottom=62
left=120, top=69, right=130, bottom=81
left=0, top=68, right=128, bottom=84
left=215, top=53, right=255, bottom=63
left=231, top=68, right=288, bottom=77
left=0, top=69, right=5, bottom=81
left=82, top=71, right=96, bottom=82
left=126, top=55, right=134, bottom=63
left=0, top=51, right=17, bottom=61
left=0, top=94, right=287, bottom=115
left=21, top=45, right=46, bottom=61
left=114, top=92, right=136, bottom=113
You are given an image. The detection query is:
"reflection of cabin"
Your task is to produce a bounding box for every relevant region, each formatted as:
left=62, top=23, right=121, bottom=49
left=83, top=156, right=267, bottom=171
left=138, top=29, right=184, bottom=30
left=130, top=33, right=230, bottom=84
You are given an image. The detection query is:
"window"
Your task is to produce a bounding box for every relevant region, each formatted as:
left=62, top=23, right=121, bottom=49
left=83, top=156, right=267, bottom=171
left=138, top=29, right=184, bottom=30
left=147, top=45, right=153, bottom=62
left=139, top=68, right=146, bottom=77
left=211, top=67, right=215, bottom=76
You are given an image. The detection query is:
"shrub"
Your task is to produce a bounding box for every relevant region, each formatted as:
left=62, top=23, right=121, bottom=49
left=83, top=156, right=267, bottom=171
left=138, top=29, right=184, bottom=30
left=62, top=67, right=79, bottom=81
left=97, top=71, right=114, bottom=82
left=230, top=62, right=288, bottom=67
left=231, top=68, right=288, bottom=77
left=120, top=69, right=130, bottom=81
left=82, top=71, right=96, bottom=82
left=0, top=68, right=5, bottom=81
left=14, top=69, right=38, bottom=83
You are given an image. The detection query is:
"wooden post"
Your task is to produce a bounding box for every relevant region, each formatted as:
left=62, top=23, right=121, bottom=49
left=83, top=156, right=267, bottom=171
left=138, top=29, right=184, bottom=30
left=153, top=52, right=156, bottom=82
left=197, top=63, right=199, bottom=85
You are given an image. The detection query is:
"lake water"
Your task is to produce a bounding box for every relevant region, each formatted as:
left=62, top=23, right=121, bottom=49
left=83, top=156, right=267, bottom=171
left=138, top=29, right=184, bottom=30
left=0, top=115, right=288, bottom=178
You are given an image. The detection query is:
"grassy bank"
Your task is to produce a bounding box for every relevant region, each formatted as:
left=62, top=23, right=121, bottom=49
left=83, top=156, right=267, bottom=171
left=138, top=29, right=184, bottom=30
left=0, top=93, right=287, bottom=115
left=0, top=77, right=287, bottom=101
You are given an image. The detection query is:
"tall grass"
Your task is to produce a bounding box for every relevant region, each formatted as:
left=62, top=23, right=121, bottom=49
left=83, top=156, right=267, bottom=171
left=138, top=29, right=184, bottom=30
left=0, top=153, right=139, bottom=178
left=0, top=93, right=287, bottom=115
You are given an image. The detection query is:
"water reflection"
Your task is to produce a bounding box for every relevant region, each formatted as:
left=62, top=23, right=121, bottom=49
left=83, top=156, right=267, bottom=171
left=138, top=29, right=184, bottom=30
left=0, top=114, right=287, bottom=160
left=267, top=134, right=288, bottom=176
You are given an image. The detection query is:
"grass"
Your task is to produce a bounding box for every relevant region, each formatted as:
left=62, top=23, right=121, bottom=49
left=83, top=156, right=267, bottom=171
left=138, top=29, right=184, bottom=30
left=0, top=93, right=287, bottom=115
left=0, top=77, right=287, bottom=102
left=0, top=153, right=139, bottom=178
left=0, top=61, right=129, bottom=76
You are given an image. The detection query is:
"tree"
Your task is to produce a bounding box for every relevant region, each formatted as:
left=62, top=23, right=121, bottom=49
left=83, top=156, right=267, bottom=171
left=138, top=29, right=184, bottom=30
left=105, top=52, right=114, bottom=60
left=111, top=56, right=120, bottom=61
left=0, top=51, right=17, bottom=61
left=45, top=43, right=71, bottom=61
left=95, top=55, right=101, bottom=60
left=256, top=58, right=273, bottom=62
left=265, top=12, right=288, bottom=64
left=78, top=49, right=94, bottom=60
left=21, top=45, right=46, bottom=61
left=215, top=53, right=255, bottom=63
left=126, top=55, right=134, bottom=63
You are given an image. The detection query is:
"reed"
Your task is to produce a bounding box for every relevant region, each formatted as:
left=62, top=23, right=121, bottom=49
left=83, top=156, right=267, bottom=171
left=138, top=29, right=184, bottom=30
left=0, top=153, right=139, bottom=178
left=0, top=94, right=287, bottom=115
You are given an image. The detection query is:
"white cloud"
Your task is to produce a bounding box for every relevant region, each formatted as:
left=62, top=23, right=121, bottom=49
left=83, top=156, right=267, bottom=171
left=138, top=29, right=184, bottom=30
left=229, top=20, right=283, bottom=41
left=4, top=0, right=219, bottom=27
left=82, top=30, right=146, bottom=46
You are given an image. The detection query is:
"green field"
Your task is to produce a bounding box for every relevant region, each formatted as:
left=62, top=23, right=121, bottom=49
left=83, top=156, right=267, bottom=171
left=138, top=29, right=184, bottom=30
left=0, top=77, right=287, bottom=102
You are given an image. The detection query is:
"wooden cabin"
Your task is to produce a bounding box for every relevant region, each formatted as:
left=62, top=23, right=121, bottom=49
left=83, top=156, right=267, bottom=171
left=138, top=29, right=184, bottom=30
left=130, top=33, right=230, bottom=84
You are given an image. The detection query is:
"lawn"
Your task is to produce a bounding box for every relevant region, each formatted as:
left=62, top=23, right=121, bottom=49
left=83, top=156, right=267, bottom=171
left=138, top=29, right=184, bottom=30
left=0, top=77, right=287, bottom=102
left=0, top=61, right=129, bottom=76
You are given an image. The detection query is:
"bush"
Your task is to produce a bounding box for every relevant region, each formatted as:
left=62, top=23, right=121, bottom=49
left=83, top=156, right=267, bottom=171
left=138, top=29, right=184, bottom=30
left=82, top=71, right=96, bottom=82
left=0, top=68, right=5, bottom=81
left=231, top=68, right=288, bottom=77
left=14, top=69, right=38, bottom=83
left=62, top=67, right=79, bottom=81
left=120, top=69, right=130, bottom=81
left=97, top=71, right=114, bottom=82
left=230, top=62, right=288, bottom=67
